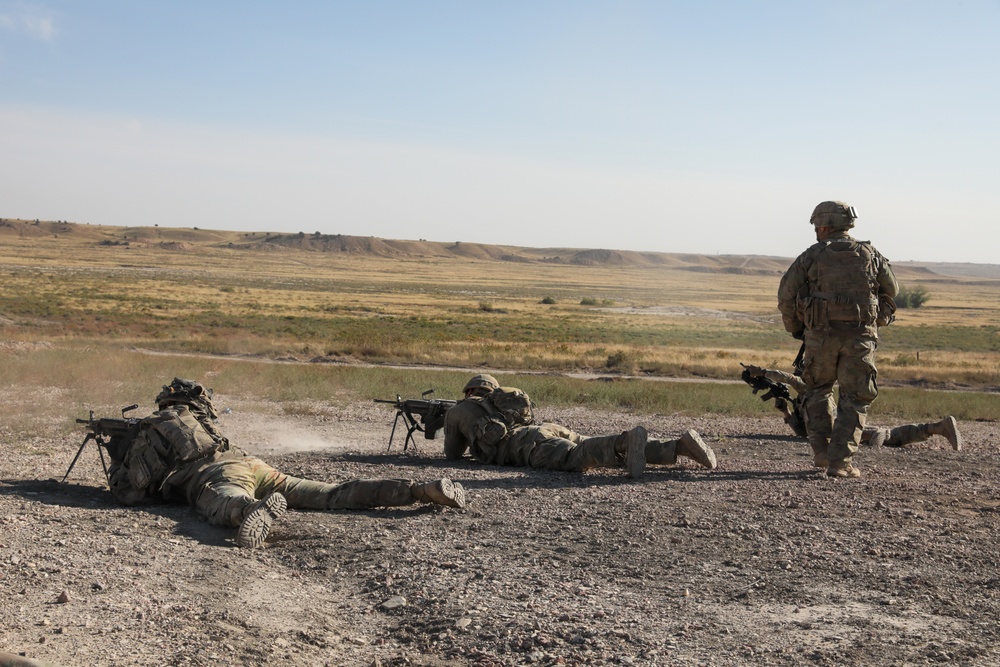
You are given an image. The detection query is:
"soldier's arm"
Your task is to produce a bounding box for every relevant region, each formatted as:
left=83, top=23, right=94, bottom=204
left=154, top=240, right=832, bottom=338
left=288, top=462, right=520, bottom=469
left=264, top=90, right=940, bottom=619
left=876, top=254, right=899, bottom=298
left=443, top=405, right=471, bottom=460
left=763, top=368, right=806, bottom=394
left=777, top=258, right=808, bottom=337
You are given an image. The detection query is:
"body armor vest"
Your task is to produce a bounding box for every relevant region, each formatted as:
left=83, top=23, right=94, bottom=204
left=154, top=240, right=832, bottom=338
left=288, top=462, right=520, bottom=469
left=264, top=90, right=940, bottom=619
left=803, top=240, right=879, bottom=328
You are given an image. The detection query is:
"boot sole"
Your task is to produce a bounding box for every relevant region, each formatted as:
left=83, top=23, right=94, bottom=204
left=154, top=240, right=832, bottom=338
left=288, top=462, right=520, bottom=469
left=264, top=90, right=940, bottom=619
left=826, top=466, right=861, bottom=479
left=681, top=430, right=717, bottom=469
left=626, top=427, right=647, bottom=478
left=438, top=479, right=467, bottom=509
left=237, top=492, right=287, bottom=548
left=944, top=416, right=962, bottom=451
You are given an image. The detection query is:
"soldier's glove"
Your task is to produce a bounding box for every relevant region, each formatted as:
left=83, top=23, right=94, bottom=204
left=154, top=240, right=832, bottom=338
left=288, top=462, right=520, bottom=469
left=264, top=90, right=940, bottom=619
left=744, top=365, right=766, bottom=378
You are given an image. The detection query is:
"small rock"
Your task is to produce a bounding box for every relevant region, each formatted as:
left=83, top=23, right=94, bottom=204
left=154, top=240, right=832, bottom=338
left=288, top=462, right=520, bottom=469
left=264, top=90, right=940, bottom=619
left=56, top=591, right=70, bottom=604
left=382, top=596, right=407, bottom=610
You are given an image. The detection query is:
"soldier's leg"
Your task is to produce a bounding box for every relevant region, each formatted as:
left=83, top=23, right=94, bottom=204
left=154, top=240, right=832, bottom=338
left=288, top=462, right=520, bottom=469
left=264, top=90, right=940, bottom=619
left=926, top=416, right=962, bottom=450
left=886, top=417, right=961, bottom=450
left=883, top=424, right=930, bottom=448
left=645, top=438, right=677, bottom=465
left=319, top=478, right=466, bottom=509
left=828, top=336, right=878, bottom=474
left=801, top=335, right=838, bottom=468
left=863, top=427, right=891, bottom=447
left=647, top=431, right=716, bottom=469
left=190, top=458, right=263, bottom=527
left=527, top=427, right=646, bottom=476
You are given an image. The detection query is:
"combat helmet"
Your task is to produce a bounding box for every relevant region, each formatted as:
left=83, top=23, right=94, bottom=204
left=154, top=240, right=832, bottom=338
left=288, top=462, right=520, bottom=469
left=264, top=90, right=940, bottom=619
left=810, top=201, right=857, bottom=229
left=155, top=377, right=219, bottom=419
left=463, top=374, right=499, bottom=394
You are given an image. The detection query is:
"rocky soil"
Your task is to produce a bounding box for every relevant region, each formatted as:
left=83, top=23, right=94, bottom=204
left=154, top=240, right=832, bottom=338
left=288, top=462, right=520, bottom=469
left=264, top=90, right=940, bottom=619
left=2, top=395, right=999, bottom=667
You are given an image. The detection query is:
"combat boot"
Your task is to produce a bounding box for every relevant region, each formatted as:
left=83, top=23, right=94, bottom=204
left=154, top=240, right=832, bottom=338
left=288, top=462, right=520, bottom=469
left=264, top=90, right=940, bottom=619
left=826, top=462, right=861, bottom=479
left=867, top=428, right=890, bottom=448
left=677, top=429, right=717, bottom=469
left=617, top=426, right=647, bottom=478
left=237, top=492, right=287, bottom=548
left=807, top=433, right=830, bottom=468
left=411, top=479, right=467, bottom=509
left=930, top=416, right=962, bottom=451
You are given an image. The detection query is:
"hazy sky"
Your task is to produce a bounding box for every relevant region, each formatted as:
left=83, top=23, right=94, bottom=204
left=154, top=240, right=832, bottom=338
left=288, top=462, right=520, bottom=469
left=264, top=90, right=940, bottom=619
left=2, top=2, right=998, bottom=263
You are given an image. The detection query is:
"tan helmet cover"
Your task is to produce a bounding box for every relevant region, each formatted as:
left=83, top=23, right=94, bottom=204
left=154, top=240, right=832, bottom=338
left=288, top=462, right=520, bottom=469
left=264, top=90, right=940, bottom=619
left=464, top=373, right=500, bottom=393
left=810, top=201, right=857, bottom=229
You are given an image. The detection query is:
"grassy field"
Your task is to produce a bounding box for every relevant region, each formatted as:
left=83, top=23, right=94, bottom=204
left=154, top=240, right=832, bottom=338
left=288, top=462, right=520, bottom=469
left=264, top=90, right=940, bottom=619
left=1, top=219, right=998, bottom=424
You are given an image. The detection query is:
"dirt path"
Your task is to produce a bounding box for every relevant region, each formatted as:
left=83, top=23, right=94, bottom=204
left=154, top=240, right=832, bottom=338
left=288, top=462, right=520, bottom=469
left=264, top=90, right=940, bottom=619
left=2, top=396, right=999, bottom=666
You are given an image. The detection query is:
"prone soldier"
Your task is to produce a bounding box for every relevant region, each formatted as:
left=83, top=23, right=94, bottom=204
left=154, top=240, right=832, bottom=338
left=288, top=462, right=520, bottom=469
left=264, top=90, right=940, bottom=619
left=742, top=364, right=962, bottom=453
left=98, top=378, right=466, bottom=548
left=443, top=374, right=718, bottom=478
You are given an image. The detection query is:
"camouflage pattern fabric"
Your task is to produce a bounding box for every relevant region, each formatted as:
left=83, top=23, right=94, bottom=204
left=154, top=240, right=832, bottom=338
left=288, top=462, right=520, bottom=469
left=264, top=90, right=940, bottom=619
left=503, top=423, right=622, bottom=472
left=108, top=381, right=424, bottom=527
left=444, top=399, right=625, bottom=471
left=164, top=447, right=420, bottom=527
left=778, top=230, right=898, bottom=468
left=0, top=653, right=59, bottom=667
left=444, top=398, right=680, bottom=472
left=875, top=423, right=934, bottom=448
left=759, top=367, right=944, bottom=450
left=107, top=405, right=225, bottom=506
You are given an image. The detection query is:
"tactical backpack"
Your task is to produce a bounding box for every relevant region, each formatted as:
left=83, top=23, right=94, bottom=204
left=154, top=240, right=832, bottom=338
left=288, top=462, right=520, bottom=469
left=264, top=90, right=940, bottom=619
left=467, top=387, right=536, bottom=450
left=484, top=387, right=535, bottom=427
left=799, top=240, right=880, bottom=329
left=108, top=405, right=225, bottom=505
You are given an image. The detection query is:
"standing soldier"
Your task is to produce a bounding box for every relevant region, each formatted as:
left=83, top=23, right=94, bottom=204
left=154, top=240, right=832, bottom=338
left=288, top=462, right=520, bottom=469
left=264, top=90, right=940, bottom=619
left=777, top=201, right=899, bottom=478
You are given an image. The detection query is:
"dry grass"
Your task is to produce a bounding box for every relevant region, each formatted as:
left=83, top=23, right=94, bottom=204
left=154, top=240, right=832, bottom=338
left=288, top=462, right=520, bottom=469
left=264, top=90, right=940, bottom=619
left=3, top=345, right=998, bottom=442
left=1, top=221, right=999, bottom=389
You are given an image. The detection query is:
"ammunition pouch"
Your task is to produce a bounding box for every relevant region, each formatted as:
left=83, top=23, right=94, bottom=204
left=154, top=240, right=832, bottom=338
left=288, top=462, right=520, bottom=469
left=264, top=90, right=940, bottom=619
left=126, top=432, right=169, bottom=489
left=473, top=416, right=509, bottom=449
left=803, top=292, right=877, bottom=329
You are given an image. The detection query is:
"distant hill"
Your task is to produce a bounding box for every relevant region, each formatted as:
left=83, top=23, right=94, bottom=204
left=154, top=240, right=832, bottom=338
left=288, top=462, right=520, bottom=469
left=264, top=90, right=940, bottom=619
left=2, top=216, right=998, bottom=280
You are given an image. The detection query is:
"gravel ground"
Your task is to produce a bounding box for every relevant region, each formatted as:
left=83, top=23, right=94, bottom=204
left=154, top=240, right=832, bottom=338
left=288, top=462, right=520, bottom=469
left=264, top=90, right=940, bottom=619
left=2, top=394, right=999, bottom=667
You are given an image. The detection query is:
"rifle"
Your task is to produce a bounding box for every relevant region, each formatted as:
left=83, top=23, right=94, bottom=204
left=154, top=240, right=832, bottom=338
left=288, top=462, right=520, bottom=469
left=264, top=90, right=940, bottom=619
left=740, top=364, right=792, bottom=405
left=373, top=390, right=457, bottom=452
left=62, top=404, right=142, bottom=485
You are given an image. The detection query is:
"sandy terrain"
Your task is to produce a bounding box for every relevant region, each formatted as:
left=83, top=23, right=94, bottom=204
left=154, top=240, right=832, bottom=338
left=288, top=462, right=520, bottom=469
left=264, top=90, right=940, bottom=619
left=2, top=394, right=999, bottom=666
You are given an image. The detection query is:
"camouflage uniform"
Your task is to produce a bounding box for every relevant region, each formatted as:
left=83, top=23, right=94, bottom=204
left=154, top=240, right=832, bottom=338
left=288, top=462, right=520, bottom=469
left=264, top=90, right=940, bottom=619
left=108, top=378, right=465, bottom=547
left=778, top=201, right=898, bottom=477
left=0, top=653, right=58, bottom=667
left=155, top=446, right=437, bottom=527
left=747, top=366, right=961, bottom=452
left=443, top=390, right=716, bottom=475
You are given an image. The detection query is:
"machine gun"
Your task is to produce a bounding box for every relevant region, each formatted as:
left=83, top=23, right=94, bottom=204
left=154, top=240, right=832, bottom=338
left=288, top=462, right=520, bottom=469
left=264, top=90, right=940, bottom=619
left=62, top=404, right=142, bottom=485
left=374, top=390, right=457, bottom=452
